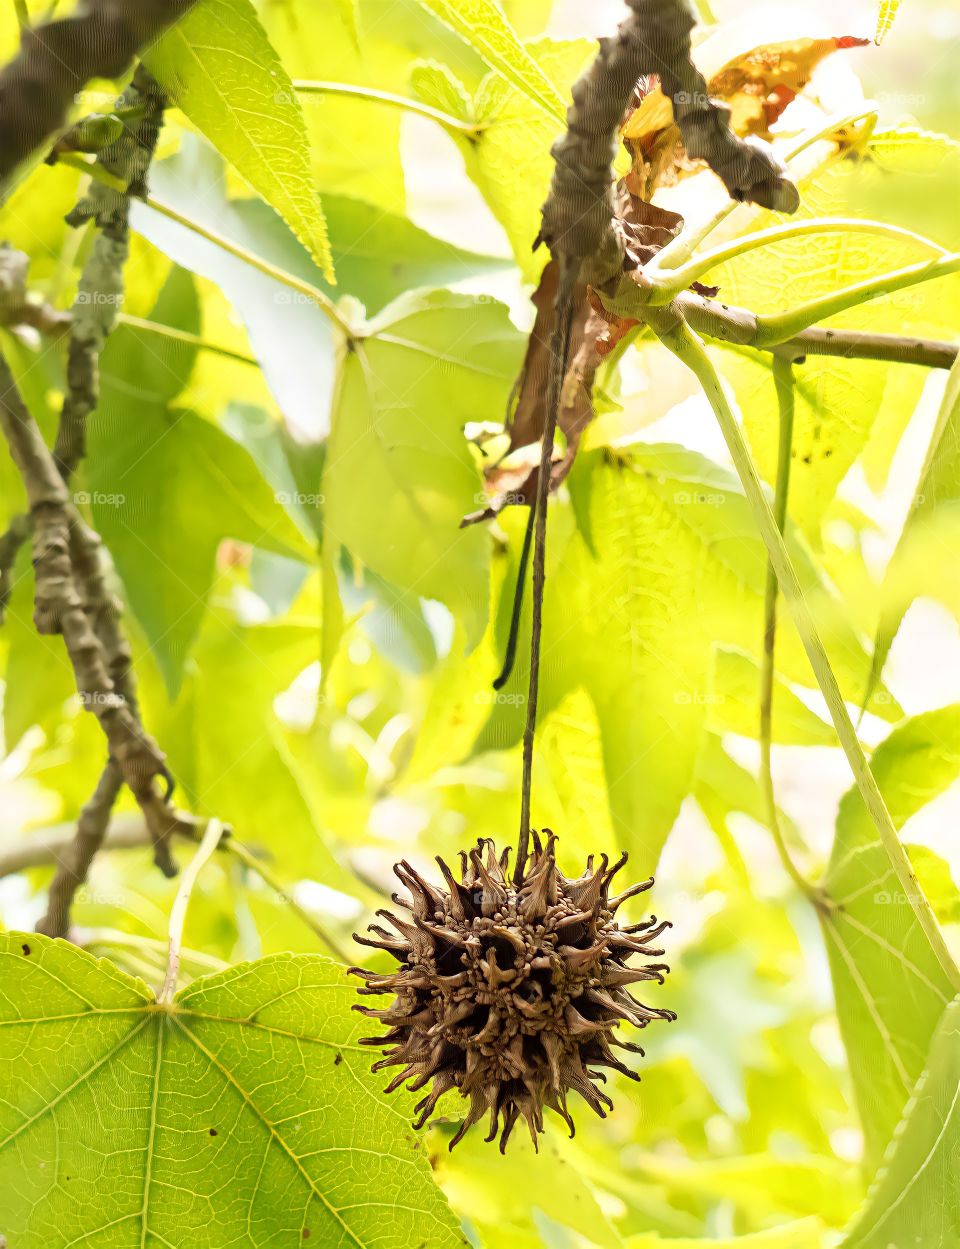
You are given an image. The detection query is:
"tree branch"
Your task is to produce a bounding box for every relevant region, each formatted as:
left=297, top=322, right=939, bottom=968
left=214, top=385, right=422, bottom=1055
left=0, top=812, right=165, bottom=879
left=537, top=0, right=797, bottom=281
left=677, top=291, right=958, bottom=369
left=0, top=0, right=195, bottom=182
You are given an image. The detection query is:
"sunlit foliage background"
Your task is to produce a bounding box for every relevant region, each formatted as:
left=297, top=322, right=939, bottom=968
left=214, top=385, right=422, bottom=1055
left=1, top=0, right=959, bottom=1245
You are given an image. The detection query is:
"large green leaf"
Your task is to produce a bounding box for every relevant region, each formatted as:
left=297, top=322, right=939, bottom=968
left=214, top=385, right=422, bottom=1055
left=0, top=933, right=466, bottom=1248
left=412, top=0, right=566, bottom=120
left=842, top=994, right=960, bottom=1249
left=136, top=140, right=506, bottom=439
left=868, top=355, right=960, bottom=695
left=322, top=289, right=523, bottom=647
left=474, top=446, right=895, bottom=868
left=821, top=706, right=960, bottom=1166
left=145, top=0, right=334, bottom=280
left=87, top=270, right=314, bottom=695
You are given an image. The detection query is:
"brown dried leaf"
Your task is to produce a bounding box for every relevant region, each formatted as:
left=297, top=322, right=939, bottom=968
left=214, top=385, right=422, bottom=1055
left=623, top=36, right=869, bottom=198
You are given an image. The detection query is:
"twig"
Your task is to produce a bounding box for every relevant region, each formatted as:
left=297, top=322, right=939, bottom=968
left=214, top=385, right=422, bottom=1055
left=0, top=811, right=205, bottom=880
left=678, top=292, right=958, bottom=369
left=760, top=360, right=818, bottom=901
left=55, top=66, right=166, bottom=479
left=36, top=761, right=123, bottom=937
left=515, top=257, right=579, bottom=884
left=159, top=818, right=225, bottom=1004
left=0, top=0, right=196, bottom=181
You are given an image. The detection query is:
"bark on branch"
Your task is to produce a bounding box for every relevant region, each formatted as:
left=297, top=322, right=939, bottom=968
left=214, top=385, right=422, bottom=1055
left=538, top=0, right=798, bottom=280
left=0, top=0, right=195, bottom=182
left=675, top=292, right=958, bottom=368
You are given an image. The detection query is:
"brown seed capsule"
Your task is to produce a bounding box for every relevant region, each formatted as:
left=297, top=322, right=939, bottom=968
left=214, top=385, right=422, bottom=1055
left=350, top=832, right=675, bottom=1152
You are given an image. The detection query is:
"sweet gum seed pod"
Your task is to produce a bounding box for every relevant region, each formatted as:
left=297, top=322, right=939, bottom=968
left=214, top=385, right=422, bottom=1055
left=350, top=832, right=675, bottom=1151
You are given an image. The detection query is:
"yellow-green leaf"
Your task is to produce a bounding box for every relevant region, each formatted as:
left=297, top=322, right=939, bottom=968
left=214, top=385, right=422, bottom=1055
left=0, top=933, right=467, bottom=1248
left=413, top=0, right=566, bottom=120
left=145, top=0, right=334, bottom=281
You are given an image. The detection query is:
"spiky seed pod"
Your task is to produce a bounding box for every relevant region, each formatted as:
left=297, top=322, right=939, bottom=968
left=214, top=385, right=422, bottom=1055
left=350, top=832, right=675, bottom=1152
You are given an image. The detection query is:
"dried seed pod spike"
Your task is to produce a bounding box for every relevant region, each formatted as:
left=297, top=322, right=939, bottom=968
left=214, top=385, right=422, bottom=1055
left=352, top=836, right=672, bottom=1151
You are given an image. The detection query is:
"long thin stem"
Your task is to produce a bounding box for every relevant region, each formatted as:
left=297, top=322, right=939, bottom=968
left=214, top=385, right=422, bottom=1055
left=647, top=218, right=947, bottom=303
left=159, top=818, right=225, bottom=1004
left=294, top=80, right=484, bottom=138
left=755, top=252, right=960, bottom=346
left=760, top=359, right=817, bottom=899
left=647, top=306, right=960, bottom=991
left=118, top=314, right=258, bottom=366
left=515, top=257, right=579, bottom=884
left=225, top=839, right=350, bottom=963
left=57, top=152, right=352, bottom=338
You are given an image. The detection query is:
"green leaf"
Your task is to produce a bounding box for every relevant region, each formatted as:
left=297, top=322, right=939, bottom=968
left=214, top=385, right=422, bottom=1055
left=475, top=445, right=895, bottom=868
left=335, top=0, right=360, bottom=45
left=720, top=345, right=926, bottom=535
left=412, top=0, right=566, bottom=120
left=692, top=731, right=790, bottom=886
left=136, top=139, right=507, bottom=436
left=1, top=548, right=75, bottom=750
left=433, top=1129, right=623, bottom=1248
left=907, top=844, right=960, bottom=924
left=0, top=933, right=466, bottom=1248
left=145, top=0, right=335, bottom=280
left=709, top=647, right=834, bottom=745
left=110, top=263, right=200, bottom=406
left=626, top=1218, right=825, bottom=1249
left=87, top=275, right=315, bottom=695
left=821, top=706, right=960, bottom=1166
left=841, top=994, right=960, bottom=1249
left=135, top=138, right=335, bottom=438
left=868, top=355, right=960, bottom=695
left=323, top=289, right=523, bottom=647
left=143, top=610, right=354, bottom=892
left=412, top=40, right=593, bottom=279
